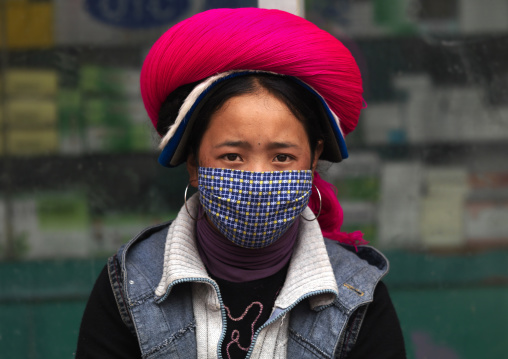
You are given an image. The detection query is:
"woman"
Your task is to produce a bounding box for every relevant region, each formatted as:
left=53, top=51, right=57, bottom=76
left=76, top=8, right=406, bottom=359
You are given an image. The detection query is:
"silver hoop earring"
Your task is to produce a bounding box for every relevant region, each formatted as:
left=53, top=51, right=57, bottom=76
left=301, top=185, right=322, bottom=221
left=184, top=183, right=203, bottom=221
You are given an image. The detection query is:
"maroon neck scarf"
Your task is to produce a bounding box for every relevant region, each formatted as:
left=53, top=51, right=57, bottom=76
left=195, top=206, right=299, bottom=283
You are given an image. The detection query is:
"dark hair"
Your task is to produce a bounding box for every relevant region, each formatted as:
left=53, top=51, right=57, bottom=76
left=157, top=74, right=326, bottom=164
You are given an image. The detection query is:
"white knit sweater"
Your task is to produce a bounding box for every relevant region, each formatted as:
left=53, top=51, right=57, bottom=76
left=155, top=194, right=339, bottom=359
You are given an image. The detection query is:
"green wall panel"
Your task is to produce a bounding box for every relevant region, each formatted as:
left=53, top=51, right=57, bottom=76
left=390, top=286, right=508, bottom=359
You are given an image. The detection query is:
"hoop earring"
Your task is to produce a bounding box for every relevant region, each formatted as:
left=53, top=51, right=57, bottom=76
left=301, top=185, right=322, bottom=221
left=184, top=183, right=203, bottom=221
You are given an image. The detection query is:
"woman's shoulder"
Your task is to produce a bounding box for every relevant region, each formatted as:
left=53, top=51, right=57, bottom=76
left=115, top=220, right=173, bottom=265
left=323, top=238, right=389, bottom=272
left=323, top=239, right=390, bottom=310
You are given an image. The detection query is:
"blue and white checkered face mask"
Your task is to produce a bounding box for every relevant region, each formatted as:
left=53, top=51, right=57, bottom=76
left=198, top=167, right=313, bottom=249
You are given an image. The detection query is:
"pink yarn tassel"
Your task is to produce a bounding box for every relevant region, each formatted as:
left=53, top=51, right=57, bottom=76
left=308, top=172, right=369, bottom=251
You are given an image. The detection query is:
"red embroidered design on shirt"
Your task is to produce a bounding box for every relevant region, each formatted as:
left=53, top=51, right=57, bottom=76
left=224, top=301, right=263, bottom=359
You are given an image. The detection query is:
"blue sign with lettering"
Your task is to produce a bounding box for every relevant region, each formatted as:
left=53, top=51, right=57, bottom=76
left=84, top=0, right=190, bottom=28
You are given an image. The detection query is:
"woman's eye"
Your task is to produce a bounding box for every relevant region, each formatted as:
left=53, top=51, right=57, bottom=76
left=224, top=154, right=241, bottom=161
left=274, top=154, right=291, bottom=162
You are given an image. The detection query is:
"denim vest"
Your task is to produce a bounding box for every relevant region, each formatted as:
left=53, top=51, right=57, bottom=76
left=108, top=221, right=389, bottom=359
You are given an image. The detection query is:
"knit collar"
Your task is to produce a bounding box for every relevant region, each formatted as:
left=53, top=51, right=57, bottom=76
left=155, top=194, right=338, bottom=310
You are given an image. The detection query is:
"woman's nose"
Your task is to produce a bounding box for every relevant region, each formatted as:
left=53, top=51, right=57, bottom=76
left=244, top=159, right=270, bottom=172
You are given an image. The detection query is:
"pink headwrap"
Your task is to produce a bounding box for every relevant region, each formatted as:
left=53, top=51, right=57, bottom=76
left=140, top=7, right=363, bottom=137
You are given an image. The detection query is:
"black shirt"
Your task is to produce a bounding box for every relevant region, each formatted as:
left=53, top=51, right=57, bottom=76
left=211, top=265, right=288, bottom=359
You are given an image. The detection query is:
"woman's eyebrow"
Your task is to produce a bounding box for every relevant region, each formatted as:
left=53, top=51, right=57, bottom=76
left=214, top=141, right=300, bottom=150
left=266, top=142, right=299, bottom=150
left=214, top=140, right=251, bottom=149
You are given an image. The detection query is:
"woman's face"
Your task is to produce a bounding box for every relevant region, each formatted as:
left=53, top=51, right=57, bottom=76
left=187, top=89, right=323, bottom=186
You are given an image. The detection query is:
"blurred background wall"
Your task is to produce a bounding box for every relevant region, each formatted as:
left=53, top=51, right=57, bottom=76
left=0, top=0, right=507, bottom=357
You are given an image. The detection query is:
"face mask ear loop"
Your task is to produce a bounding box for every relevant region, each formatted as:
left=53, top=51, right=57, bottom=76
left=301, top=184, right=322, bottom=221
left=184, top=183, right=204, bottom=221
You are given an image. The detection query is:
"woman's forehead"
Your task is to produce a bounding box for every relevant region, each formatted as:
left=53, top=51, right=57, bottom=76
left=202, top=92, right=309, bottom=145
